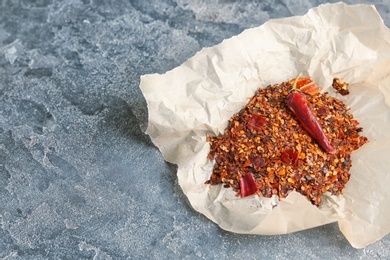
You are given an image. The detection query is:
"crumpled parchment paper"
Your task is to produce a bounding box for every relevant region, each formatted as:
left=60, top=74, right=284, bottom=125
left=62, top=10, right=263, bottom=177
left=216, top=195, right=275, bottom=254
left=140, top=3, right=390, bottom=248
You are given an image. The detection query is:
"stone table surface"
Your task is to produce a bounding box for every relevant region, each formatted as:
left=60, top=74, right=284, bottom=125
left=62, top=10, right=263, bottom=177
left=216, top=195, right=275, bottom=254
left=1, top=0, right=390, bottom=259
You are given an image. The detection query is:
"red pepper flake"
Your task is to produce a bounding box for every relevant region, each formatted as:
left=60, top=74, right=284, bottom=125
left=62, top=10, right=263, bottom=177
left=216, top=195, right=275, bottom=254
left=317, top=106, right=330, bottom=117
left=281, top=148, right=298, bottom=166
left=332, top=78, right=350, bottom=96
left=240, top=171, right=258, bottom=197
left=288, top=77, right=321, bottom=95
left=247, top=114, right=266, bottom=131
left=206, top=77, right=368, bottom=206
left=250, top=155, right=265, bottom=172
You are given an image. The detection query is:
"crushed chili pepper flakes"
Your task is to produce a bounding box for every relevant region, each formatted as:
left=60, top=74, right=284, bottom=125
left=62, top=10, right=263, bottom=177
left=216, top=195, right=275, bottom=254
left=206, top=79, right=368, bottom=206
left=332, top=78, right=350, bottom=96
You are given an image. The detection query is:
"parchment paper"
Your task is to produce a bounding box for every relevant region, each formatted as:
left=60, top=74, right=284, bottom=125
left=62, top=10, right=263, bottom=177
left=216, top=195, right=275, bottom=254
left=140, top=3, right=390, bottom=248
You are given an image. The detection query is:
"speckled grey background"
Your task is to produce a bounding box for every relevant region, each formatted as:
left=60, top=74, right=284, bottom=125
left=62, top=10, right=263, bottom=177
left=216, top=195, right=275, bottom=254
left=1, top=0, right=390, bottom=259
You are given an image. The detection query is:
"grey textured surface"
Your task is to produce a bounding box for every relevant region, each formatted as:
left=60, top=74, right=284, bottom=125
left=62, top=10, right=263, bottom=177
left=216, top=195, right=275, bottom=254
left=1, top=0, right=390, bottom=259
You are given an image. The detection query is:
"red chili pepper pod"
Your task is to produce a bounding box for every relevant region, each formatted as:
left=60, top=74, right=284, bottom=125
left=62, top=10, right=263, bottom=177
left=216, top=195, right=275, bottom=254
left=287, top=90, right=336, bottom=154
left=287, top=75, right=336, bottom=154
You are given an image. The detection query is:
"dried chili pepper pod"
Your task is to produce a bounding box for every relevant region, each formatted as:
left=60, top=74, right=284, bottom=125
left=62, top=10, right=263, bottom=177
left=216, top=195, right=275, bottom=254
left=287, top=74, right=336, bottom=154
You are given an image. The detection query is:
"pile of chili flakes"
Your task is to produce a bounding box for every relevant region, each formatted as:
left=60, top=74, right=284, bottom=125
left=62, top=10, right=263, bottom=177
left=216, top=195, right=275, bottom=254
left=206, top=79, right=368, bottom=205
